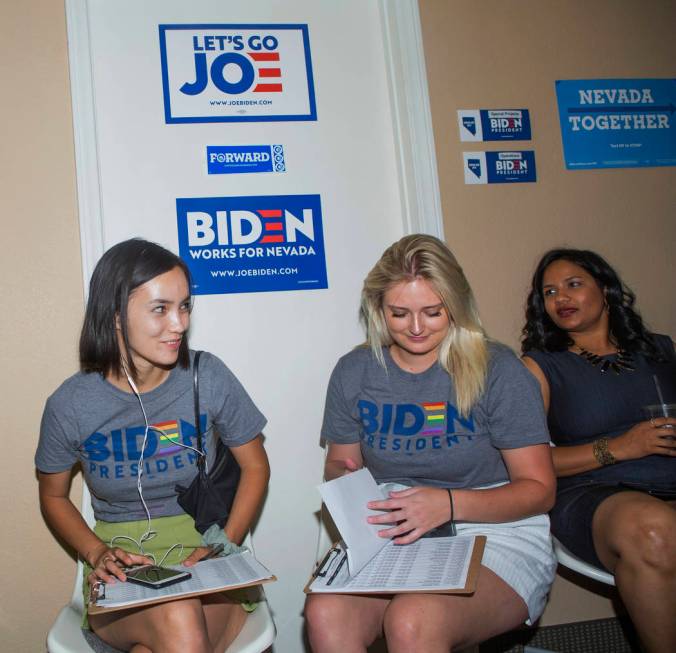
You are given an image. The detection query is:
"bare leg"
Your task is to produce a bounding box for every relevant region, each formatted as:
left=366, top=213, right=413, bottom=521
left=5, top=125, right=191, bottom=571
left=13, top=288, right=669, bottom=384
left=383, top=567, right=528, bottom=653
left=305, top=593, right=390, bottom=652
left=202, top=593, right=248, bottom=652
left=90, top=593, right=246, bottom=653
left=90, top=597, right=212, bottom=653
left=592, top=492, right=676, bottom=653
left=305, top=566, right=527, bottom=653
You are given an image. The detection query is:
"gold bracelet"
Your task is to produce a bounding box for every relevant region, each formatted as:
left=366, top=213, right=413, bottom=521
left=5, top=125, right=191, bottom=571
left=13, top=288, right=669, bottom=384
left=592, top=437, right=616, bottom=466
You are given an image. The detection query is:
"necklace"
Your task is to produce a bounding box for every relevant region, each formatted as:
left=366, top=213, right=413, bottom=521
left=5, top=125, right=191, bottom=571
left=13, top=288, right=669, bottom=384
left=576, top=346, right=635, bottom=374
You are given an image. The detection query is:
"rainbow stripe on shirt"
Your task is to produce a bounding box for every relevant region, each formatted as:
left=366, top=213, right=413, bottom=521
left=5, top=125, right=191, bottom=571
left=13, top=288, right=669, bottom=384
left=421, top=402, right=446, bottom=435
left=154, top=420, right=183, bottom=455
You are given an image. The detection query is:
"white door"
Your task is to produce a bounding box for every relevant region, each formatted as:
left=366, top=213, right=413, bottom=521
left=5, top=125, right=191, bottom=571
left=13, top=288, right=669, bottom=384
left=67, top=1, right=440, bottom=649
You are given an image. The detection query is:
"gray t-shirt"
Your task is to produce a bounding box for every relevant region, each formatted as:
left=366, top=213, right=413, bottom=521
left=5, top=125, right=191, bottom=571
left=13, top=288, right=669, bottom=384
left=321, top=342, right=548, bottom=488
left=36, top=351, right=266, bottom=522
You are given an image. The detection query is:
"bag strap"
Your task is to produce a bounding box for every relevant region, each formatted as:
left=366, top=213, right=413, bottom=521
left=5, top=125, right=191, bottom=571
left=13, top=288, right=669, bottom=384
left=193, top=350, right=205, bottom=469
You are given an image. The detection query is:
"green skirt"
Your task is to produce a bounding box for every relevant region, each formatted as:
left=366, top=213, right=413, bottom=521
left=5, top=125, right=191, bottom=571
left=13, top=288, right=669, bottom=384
left=83, top=513, right=256, bottom=628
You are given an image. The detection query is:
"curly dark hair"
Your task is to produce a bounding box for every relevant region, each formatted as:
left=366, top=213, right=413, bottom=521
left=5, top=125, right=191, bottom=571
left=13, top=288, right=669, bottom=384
left=520, top=248, right=662, bottom=360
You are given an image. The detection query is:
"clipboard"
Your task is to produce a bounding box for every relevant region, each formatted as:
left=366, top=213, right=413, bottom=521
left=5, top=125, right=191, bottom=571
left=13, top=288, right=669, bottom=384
left=88, top=552, right=276, bottom=615
left=304, top=535, right=486, bottom=595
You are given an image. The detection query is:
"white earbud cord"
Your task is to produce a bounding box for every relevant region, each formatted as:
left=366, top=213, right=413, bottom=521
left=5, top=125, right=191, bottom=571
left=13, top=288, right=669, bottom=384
left=108, top=366, right=205, bottom=567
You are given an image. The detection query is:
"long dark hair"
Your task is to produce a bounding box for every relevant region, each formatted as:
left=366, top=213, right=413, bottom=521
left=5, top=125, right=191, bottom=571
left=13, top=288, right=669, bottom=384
left=79, top=238, right=192, bottom=380
left=521, top=248, right=661, bottom=359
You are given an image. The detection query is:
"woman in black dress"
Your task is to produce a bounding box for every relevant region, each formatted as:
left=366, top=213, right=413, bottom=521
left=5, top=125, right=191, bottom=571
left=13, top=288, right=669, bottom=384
left=521, top=248, right=675, bottom=653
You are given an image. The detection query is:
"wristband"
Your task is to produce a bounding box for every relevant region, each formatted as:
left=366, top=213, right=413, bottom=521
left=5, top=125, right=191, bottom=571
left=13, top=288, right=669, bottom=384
left=447, top=488, right=457, bottom=536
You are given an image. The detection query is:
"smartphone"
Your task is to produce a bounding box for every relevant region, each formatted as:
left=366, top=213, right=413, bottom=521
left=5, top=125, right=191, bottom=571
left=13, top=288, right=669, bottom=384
left=124, top=564, right=192, bottom=589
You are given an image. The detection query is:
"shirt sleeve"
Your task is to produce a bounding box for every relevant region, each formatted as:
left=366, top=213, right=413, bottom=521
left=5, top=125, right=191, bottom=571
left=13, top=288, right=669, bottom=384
left=485, top=346, right=550, bottom=449
left=202, top=353, right=267, bottom=447
left=35, top=394, right=79, bottom=473
left=320, top=357, right=361, bottom=444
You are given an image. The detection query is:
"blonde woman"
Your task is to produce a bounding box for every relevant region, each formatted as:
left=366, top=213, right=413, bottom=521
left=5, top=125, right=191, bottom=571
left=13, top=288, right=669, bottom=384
left=305, top=235, right=556, bottom=653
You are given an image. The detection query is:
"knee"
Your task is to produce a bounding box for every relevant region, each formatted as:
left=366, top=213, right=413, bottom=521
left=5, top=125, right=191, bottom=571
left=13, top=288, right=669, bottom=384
left=384, top=603, right=442, bottom=651
left=149, top=601, right=210, bottom=652
left=383, top=611, right=421, bottom=650
left=304, top=596, right=344, bottom=646
left=615, top=506, right=676, bottom=572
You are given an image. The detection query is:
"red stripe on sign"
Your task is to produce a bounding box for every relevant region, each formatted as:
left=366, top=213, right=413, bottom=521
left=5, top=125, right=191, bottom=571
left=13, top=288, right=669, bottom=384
left=264, top=222, right=284, bottom=231
left=253, top=83, right=283, bottom=93
left=248, top=52, right=280, bottom=61
left=258, top=68, right=281, bottom=78
left=258, top=209, right=282, bottom=218
left=260, top=235, right=284, bottom=243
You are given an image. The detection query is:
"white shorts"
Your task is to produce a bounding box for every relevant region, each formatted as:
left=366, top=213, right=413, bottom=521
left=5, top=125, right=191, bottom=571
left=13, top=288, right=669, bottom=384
left=455, top=513, right=556, bottom=623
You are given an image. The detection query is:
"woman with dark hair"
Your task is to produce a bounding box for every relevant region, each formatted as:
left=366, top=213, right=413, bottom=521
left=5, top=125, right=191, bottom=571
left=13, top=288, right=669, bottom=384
left=306, top=235, right=557, bottom=652
left=522, top=248, right=676, bottom=653
left=36, top=239, right=270, bottom=652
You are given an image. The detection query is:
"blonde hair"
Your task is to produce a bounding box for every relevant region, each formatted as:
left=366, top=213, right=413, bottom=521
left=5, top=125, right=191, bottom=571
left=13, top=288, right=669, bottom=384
left=360, top=234, right=488, bottom=416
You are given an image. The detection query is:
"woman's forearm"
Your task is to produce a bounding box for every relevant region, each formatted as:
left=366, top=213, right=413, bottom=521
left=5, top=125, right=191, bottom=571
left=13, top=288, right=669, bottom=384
left=224, top=462, right=270, bottom=544
left=552, top=418, right=672, bottom=476
left=551, top=442, right=604, bottom=476
left=453, top=478, right=555, bottom=523
left=323, top=443, right=363, bottom=480
left=324, top=461, right=343, bottom=480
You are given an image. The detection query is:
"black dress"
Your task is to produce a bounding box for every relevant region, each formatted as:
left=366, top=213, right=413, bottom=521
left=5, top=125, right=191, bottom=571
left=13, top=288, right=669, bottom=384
left=525, top=334, right=676, bottom=569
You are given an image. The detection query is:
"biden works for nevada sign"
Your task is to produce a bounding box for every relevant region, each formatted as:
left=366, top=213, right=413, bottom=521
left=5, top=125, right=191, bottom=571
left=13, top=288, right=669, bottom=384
left=177, top=194, right=328, bottom=295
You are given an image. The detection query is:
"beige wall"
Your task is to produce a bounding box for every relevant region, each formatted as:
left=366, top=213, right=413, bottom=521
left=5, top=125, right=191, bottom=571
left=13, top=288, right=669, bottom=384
left=419, top=0, right=675, bottom=350
left=1, top=1, right=674, bottom=650
left=1, top=1, right=83, bottom=650
left=419, top=0, right=675, bottom=626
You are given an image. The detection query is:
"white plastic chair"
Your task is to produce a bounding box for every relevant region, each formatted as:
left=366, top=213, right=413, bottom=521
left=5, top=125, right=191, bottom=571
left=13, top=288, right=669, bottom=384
left=547, top=442, right=615, bottom=587
left=552, top=536, right=615, bottom=586
left=47, top=484, right=276, bottom=653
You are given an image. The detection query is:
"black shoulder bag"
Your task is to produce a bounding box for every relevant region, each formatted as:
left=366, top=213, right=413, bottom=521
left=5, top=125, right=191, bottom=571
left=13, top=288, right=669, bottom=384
left=175, top=351, right=241, bottom=534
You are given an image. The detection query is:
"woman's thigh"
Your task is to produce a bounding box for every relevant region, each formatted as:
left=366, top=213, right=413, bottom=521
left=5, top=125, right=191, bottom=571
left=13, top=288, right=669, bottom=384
left=592, top=491, right=676, bottom=572
left=384, top=567, right=528, bottom=651
left=550, top=483, right=625, bottom=568
left=90, top=594, right=244, bottom=653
